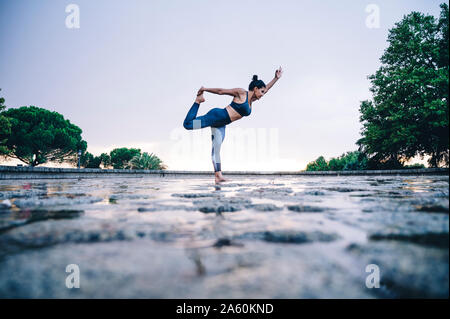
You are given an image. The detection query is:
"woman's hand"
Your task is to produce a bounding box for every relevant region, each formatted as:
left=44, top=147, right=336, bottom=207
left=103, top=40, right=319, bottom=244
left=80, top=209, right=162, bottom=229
left=197, top=86, right=205, bottom=96
left=275, top=66, right=283, bottom=79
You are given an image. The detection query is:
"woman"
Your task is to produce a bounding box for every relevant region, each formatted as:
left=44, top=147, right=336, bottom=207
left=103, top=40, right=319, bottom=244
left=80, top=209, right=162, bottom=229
left=183, top=67, right=283, bottom=184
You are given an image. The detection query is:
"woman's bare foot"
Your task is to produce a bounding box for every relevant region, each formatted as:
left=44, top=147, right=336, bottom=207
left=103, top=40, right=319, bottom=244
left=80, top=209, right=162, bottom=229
left=215, top=171, right=230, bottom=184
left=197, top=86, right=205, bottom=96
left=195, top=93, right=205, bottom=104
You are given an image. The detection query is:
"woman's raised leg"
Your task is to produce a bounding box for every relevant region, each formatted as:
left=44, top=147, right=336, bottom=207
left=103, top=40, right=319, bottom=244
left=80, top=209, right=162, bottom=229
left=183, top=93, right=206, bottom=130
left=184, top=109, right=230, bottom=131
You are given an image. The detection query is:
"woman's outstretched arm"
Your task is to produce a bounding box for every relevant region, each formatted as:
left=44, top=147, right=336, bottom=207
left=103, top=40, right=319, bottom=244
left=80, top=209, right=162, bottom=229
left=265, top=66, right=283, bottom=93
left=197, top=86, right=242, bottom=97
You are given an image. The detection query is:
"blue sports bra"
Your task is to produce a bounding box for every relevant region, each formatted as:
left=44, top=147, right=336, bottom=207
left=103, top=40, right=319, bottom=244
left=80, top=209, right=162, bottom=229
left=230, top=91, right=251, bottom=117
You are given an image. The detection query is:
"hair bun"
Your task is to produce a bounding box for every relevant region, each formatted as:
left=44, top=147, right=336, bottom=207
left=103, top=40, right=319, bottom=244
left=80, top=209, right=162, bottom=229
left=252, top=75, right=258, bottom=81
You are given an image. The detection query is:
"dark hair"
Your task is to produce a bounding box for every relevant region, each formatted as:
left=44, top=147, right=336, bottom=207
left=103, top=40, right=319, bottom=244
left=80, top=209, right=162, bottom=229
left=249, top=75, right=266, bottom=91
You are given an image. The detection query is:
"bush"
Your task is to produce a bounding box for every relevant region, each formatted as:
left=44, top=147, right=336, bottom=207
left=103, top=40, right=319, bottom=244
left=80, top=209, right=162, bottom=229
left=306, top=156, right=328, bottom=171
left=127, top=152, right=167, bottom=170
left=110, top=148, right=141, bottom=169
left=306, top=151, right=368, bottom=171
left=404, top=163, right=426, bottom=169
left=80, top=152, right=102, bottom=168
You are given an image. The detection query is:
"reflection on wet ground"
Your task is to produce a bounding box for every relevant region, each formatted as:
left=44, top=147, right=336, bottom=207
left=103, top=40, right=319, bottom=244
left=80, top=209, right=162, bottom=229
left=0, top=175, right=448, bottom=298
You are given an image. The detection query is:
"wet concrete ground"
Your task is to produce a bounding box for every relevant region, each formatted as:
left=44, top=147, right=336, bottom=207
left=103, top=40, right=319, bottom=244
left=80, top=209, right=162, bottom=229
left=0, top=175, right=448, bottom=298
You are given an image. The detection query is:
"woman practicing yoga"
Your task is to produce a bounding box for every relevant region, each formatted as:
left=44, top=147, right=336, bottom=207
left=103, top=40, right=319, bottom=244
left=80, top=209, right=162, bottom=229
left=183, top=67, right=283, bottom=184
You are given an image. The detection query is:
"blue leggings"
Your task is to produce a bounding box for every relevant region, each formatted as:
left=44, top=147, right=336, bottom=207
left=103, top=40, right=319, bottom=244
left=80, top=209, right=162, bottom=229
left=183, top=102, right=231, bottom=130
left=183, top=102, right=231, bottom=172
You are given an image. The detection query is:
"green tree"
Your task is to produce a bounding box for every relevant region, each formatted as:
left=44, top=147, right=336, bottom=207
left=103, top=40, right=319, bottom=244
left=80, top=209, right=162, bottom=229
left=0, top=89, right=11, bottom=155
left=80, top=152, right=113, bottom=169
left=80, top=151, right=102, bottom=168
left=328, top=156, right=345, bottom=171
left=110, top=147, right=141, bottom=169
left=80, top=151, right=93, bottom=168
left=341, top=151, right=368, bottom=170
left=306, top=156, right=329, bottom=171
left=99, top=153, right=111, bottom=168
left=127, top=152, right=167, bottom=170
left=2, top=106, right=87, bottom=166
left=306, top=151, right=368, bottom=171
left=357, top=4, right=449, bottom=168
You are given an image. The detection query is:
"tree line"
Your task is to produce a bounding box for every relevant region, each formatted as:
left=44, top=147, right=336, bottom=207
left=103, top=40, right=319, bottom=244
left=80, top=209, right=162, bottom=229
left=306, top=151, right=424, bottom=172
left=307, top=3, right=449, bottom=171
left=0, top=95, right=166, bottom=170
left=81, top=148, right=167, bottom=170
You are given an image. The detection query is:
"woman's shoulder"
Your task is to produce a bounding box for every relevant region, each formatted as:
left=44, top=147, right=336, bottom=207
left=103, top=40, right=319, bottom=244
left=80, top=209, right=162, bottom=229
left=230, top=88, right=246, bottom=96
left=236, top=88, right=247, bottom=99
left=231, top=89, right=247, bottom=104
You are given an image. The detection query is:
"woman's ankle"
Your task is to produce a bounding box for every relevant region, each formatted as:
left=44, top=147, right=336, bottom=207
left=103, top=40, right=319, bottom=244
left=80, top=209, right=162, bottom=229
left=195, top=94, right=205, bottom=104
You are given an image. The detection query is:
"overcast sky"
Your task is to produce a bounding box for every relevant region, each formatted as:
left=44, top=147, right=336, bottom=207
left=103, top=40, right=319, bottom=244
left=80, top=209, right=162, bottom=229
left=0, top=0, right=444, bottom=170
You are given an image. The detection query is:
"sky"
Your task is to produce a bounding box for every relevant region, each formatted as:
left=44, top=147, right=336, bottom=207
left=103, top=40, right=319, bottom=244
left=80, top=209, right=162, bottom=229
left=0, top=0, right=445, bottom=170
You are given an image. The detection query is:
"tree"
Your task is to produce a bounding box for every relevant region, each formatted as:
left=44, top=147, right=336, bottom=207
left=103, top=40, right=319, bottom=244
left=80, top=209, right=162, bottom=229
left=80, top=151, right=93, bottom=168
left=127, top=152, right=167, bottom=170
left=99, top=153, right=111, bottom=168
left=2, top=106, right=87, bottom=166
left=328, top=156, right=345, bottom=171
left=80, top=151, right=102, bottom=168
left=357, top=4, right=449, bottom=168
left=80, top=151, right=113, bottom=169
left=306, top=151, right=368, bottom=171
left=110, top=147, right=141, bottom=169
left=306, top=156, right=329, bottom=171
left=0, top=89, right=11, bottom=155
left=341, top=151, right=368, bottom=170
